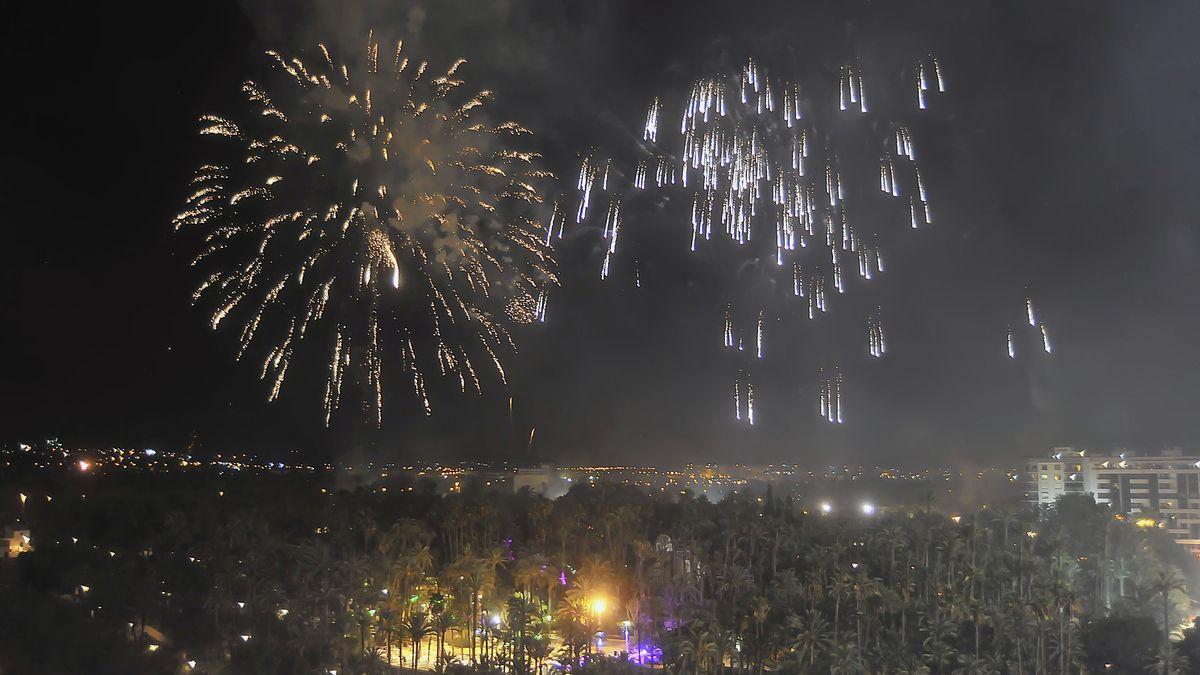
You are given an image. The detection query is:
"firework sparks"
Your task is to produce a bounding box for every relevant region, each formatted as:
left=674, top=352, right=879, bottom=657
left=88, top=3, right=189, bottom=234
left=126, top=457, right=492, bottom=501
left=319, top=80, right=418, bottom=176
left=818, top=368, right=845, bottom=424
left=1009, top=297, right=1056, bottom=360
left=868, top=310, right=887, bottom=358
left=565, top=51, right=952, bottom=424
left=733, top=371, right=755, bottom=425
left=176, top=33, right=556, bottom=425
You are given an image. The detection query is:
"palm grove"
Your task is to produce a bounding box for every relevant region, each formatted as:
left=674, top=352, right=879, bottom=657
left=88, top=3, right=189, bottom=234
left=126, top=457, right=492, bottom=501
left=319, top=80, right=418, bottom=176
left=3, top=470, right=1200, bottom=674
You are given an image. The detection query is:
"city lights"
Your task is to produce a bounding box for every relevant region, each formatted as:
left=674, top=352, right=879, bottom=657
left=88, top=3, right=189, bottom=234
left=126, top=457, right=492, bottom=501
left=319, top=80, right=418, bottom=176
left=4, top=4, right=1199, bottom=675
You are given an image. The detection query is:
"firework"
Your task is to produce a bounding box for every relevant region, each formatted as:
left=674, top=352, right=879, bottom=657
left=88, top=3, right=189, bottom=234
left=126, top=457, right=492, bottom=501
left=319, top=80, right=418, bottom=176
left=176, top=33, right=556, bottom=425
left=818, top=368, right=845, bottom=424
left=868, top=310, right=887, bottom=358
left=733, top=371, right=755, bottom=426
left=914, top=54, right=947, bottom=110
left=1009, top=297, right=1056, bottom=360
left=570, top=53, right=949, bottom=425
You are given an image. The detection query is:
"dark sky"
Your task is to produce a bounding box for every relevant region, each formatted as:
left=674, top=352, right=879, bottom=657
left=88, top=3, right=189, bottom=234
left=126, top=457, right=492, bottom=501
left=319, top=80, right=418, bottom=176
left=4, top=1, right=1200, bottom=466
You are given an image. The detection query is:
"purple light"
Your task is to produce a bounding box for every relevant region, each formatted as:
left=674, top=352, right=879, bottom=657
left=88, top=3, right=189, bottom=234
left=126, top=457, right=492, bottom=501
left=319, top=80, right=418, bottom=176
left=626, top=643, right=662, bottom=665
left=559, top=569, right=567, bottom=586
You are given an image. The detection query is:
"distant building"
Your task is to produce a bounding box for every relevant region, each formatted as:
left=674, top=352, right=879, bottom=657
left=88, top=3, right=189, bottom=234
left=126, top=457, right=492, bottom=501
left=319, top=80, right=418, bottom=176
left=4, top=525, right=33, bottom=558
left=513, top=464, right=553, bottom=494
left=1024, top=447, right=1200, bottom=555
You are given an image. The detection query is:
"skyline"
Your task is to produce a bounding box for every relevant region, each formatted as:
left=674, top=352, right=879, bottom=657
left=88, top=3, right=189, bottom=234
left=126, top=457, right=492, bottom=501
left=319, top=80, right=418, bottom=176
left=5, top=0, right=1200, bottom=464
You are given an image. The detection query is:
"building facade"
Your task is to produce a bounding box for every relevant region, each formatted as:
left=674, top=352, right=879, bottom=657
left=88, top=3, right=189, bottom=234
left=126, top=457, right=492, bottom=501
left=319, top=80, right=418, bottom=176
left=1024, top=447, right=1200, bottom=556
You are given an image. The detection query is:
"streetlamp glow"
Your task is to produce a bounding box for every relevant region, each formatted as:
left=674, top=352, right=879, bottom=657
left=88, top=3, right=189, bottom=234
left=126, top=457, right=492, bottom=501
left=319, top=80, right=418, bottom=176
left=861, top=502, right=876, bottom=516
left=819, top=502, right=832, bottom=514
left=590, top=597, right=608, bottom=615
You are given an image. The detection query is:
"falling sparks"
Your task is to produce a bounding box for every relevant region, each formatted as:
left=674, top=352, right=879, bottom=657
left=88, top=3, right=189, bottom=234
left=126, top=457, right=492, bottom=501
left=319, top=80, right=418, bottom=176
left=756, top=310, right=765, bottom=359
left=818, top=368, right=845, bottom=424
left=914, top=55, right=947, bottom=110
left=868, top=311, right=887, bottom=358
left=643, top=97, right=661, bottom=143
left=1009, top=297, right=1056, bottom=359
left=733, top=372, right=755, bottom=426
left=177, top=33, right=556, bottom=425
left=494, top=49, right=952, bottom=427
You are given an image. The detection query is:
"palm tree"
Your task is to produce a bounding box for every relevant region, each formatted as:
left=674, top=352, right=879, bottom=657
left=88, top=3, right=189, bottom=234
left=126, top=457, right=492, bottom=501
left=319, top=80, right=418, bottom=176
left=402, top=611, right=436, bottom=669
left=955, top=653, right=997, bottom=674
left=788, top=609, right=832, bottom=667
left=527, top=633, right=553, bottom=675
left=679, top=628, right=719, bottom=673
left=876, top=524, right=909, bottom=585
left=848, top=568, right=882, bottom=654
left=1148, top=569, right=1187, bottom=654
left=1148, top=642, right=1190, bottom=675
left=1111, top=556, right=1134, bottom=602
left=433, top=610, right=459, bottom=668
left=829, top=571, right=850, bottom=643
left=921, top=613, right=959, bottom=674
left=828, top=639, right=866, bottom=674
left=992, top=508, right=1021, bottom=551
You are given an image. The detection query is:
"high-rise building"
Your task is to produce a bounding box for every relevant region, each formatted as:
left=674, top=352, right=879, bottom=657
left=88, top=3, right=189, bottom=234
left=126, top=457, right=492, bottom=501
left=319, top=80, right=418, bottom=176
left=1024, top=447, right=1200, bottom=556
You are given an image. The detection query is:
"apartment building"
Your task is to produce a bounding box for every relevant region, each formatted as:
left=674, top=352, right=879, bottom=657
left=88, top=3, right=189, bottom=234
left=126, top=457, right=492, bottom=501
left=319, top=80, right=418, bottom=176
left=1023, top=447, right=1200, bottom=556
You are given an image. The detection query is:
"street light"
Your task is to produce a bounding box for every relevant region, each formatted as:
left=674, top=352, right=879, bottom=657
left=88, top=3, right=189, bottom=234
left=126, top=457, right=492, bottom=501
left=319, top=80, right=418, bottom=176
left=590, top=597, right=608, bottom=616
left=861, top=502, right=876, bottom=516
left=820, top=502, right=833, bottom=514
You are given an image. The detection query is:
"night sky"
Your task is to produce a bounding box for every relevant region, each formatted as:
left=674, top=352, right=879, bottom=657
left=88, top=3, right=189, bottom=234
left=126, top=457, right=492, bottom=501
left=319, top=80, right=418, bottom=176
left=5, top=1, right=1200, bottom=466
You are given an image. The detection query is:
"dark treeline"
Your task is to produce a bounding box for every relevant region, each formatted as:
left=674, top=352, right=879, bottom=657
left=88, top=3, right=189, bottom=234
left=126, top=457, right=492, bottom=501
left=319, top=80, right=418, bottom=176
left=3, top=470, right=1200, bottom=674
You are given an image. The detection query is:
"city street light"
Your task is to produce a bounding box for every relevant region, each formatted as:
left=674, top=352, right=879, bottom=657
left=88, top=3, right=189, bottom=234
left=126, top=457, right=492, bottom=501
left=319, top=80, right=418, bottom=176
left=861, top=502, right=875, bottom=516
left=820, top=502, right=832, bottom=514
